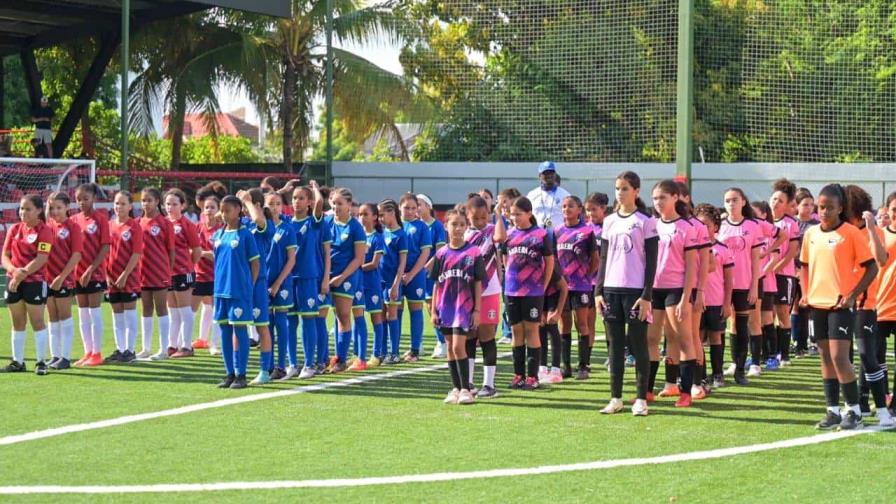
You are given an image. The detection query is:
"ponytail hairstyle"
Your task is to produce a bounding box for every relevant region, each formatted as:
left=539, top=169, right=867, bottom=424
left=675, top=180, right=694, bottom=215
left=378, top=198, right=403, bottom=228
left=694, top=203, right=721, bottom=230
left=724, top=187, right=755, bottom=220
left=818, top=183, right=849, bottom=224
left=114, top=190, right=136, bottom=218
left=361, top=203, right=383, bottom=233
left=467, top=194, right=488, bottom=212
left=750, top=200, right=773, bottom=224
left=76, top=182, right=102, bottom=200
left=843, top=184, right=872, bottom=225
left=586, top=191, right=609, bottom=208
left=221, top=195, right=244, bottom=222
left=141, top=187, right=165, bottom=216
left=653, top=179, right=689, bottom=219
left=772, top=177, right=797, bottom=202
left=22, top=193, right=46, bottom=222
left=260, top=176, right=282, bottom=193
left=247, top=187, right=273, bottom=221
left=512, top=196, right=538, bottom=228
left=443, top=208, right=469, bottom=226
left=331, top=187, right=354, bottom=204
left=615, top=170, right=647, bottom=213
left=49, top=190, right=71, bottom=207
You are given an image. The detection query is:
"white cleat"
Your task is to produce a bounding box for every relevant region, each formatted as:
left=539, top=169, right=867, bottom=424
left=600, top=398, right=624, bottom=414
left=280, top=366, right=300, bottom=381
left=747, top=364, right=762, bottom=377
left=632, top=399, right=649, bottom=416
left=298, top=366, right=316, bottom=379
left=457, top=389, right=475, bottom=405
left=134, top=349, right=153, bottom=360
left=444, top=388, right=460, bottom=404
left=431, top=343, right=446, bottom=359
left=723, top=363, right=737, bottom=377
left=148, top=351, right=168, bottom=361
left=878, top=409, right=896, bottom=428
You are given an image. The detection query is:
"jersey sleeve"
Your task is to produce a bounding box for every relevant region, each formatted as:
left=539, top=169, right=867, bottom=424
left=542, top=230, right=554, bottom=257
left=473, top=254, right=486, bottom=282
left=320, top=220, right=332, bottom=244
left=98, top=213, right=112, bottom=246
left=351, top=220, right=366, bottom=244
left=35, top=224, right=54, bottom=255
left=434, top=222, right=447, bottom=246
left=184, top=219, right=201, bottom=248
left=373, top=234, right=385, bottom=255
left=244, top=229, right=261, bottom=262
left=799, top=227, right=812, bottom=266
left=419, top=223, right=433, bottom=249
left=284, top=226, right=298, bottom=250
left=851, top=226, right=873, bottom=268
left=398, top=232, right=409, bottom=253
left=684, top=222, right=700, bottom=251
left=428, top=254, right=442, bottom=282
left=643, top=216, right=659, bottom=240
left=69, top=221, right=84, bottom=254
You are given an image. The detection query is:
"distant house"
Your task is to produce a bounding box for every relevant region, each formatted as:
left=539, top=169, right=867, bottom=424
left=362, top=123, right=430, bottom=160
left=162, top=108, right=260, bottom=144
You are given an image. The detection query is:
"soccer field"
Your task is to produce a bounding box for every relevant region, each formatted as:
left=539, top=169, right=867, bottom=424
left=1, top=306, right=896, bottom=502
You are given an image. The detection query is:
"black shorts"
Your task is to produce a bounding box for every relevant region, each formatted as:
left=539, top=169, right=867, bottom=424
left=505, top=295, right=544, bottom=325
left=48, top=286, right=74, bottom=298
left=809, top=307, right=853, bottom=341
left=701, top=305, right=726, bottom=332
left=732, top=289, right=755, bottom=312
left=544, top=293, right=560, bottom=314
left=107, top=291, right=140, bottom=304
left=4, top=281, right=48, bottom=305
left=775, top=275, right=796, bottom=306
left=192, top=281, right=214, bottom=297
left=169, top=273, right=194, bottom=292
left=652, top=288, right=683, bottom=309
left=75, top=280, right=107, bottom=295
left=853, top=309, right=876, bottom=340
left=440, top=327, right=473, bottom=338
left=601, top=289, right=647, bottom=324
left=760, top=293, right=776, bottom=312
left=567, top=291, right=595, bottom=310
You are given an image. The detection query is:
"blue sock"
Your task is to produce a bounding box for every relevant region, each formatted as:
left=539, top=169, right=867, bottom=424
left=502, top=310, right=512, bottom=337
left=272, top=311, right=289, bottom=369
left=235, top=325, right=250, bottom=376
left=220, top=324, right=235, bottom=375
left=353, top=320, right=360, bottom=357
left=410, top=309, right=424, bottom=354
left=435, top=326, right=445, bottom=345
left=337, top=330, right=351, bottom=362
left=389, top=319, right=401, bottom=355
left=301, top=317, right=317, bottom=368
left=261, top=351, right=272, bottom=373
left=354, top=315, right=368, bottom=361
left=373, top=322, right=384, bottom=358
left=287, top=314, right=299, bottom=368
left=316, top=317, right=329, bottom=364
left=790, top=313, right=801, bottom=347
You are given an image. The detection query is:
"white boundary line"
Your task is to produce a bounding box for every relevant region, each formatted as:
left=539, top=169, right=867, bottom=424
left=0, top=356, right=510, bottom=448
left=0, top=426, right=888, bottom=494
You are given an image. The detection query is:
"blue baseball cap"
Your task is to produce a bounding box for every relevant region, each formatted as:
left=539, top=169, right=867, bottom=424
left=538, top=161, right=557, bottom=174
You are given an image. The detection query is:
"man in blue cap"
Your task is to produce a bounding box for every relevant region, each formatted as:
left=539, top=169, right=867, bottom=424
left=526, top=161, right=570, bottom=228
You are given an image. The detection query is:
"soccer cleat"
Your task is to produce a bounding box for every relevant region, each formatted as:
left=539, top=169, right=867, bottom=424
left=103, top=350, right=124, bottom=364
left=562, top=366, right=573, bottom=379
left=384, top=354, right=399, bottom=365
left=74, top=353, right=92, bottom=367
left=545, top=369, right=564, bottom=384
left=632, top=399, right=649, bottom=416
left=368, top=357, right=382, bottom=368
left=249, top=339, right=260, bottom=348
left=723, top=363, right=737, bottom=377
left=281, top=366, right=299, bottom=380
left=2, top=360, right=25, bottom=372
left=457, top=389, right=475, bottom=405
left=209, top=347, right=220, bottom=356
left=34, top=361, right=48, bottom=376
left=497, top=336, right=512, bottom=345
left=47, top=356, right=61, bottom=367
left=522, top=377, right=540, bottom=390
left=600, top=398, right=624, bottom=414
left=431, top=343, right=446, bottom=359
left=122, top=350, right=136, bottom=363
left=167, top=346, right=177, bottom=357
left=632, top=392, right=656, bottom=404
left=269, top=367, right=287, bottom=380
left=712, top=375, right=725, bottom=389
left=509, top=374, right=525, bottom=389
left=171, top=348, right=194, bottom=358
left=658, top=384, right=680, bottom=398
left=765, top=358, right=779, bottom=371
left=83, top=353, right=103, bottom=367
left=192, top=339, right=209, bottom=349
left=538, top=367, right=550, bottom=381
left=347, top=360, right=368, bottom=372
left=575, top=368, right=590, bottom=381
left=691, top=386, right=707, bottom=400
left=330, top=361, right=347, bottom=374
left=674, top=393, right=693, bottom=408
left=314, top=363, right=326, bottom=375
left=402, top=351, right=419, bottom=363
left=808, top=346, right=819, bottom=356
left=298, top=366, right=316, bottom=379
left=747, top=364, right=762, bottom=377
left=477, top=385, right=499, bottom=399
left=734, top=374, right=749, bottom=386
left=877, top=409, right=896, bottom=428
left=625, top=354, right=636, bottom=367
left=149, top=351, right=169, bottom=361
left=50, top=358, right=71, bottom=370
left=838, top=410, right=864, bottom=431
left=444, top=389, right=460, bottom=404
left=815, top=410, right=842, bottom=430
left=230, top=375, right=248, bottom=389
left=250, top=370, right=271, bottom=385
left=134, top=349, right=153, bottom=360
left=779, top=359, right=792, bottom=368
left=217, top=374, right=236, bottom=388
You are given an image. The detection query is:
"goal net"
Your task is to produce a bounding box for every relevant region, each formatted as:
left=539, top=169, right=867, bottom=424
left=0, top=156, right=96, bottom=229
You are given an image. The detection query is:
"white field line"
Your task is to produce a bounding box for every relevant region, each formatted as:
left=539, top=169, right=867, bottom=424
left=0, top=355, right=509, bottom=448
left=0, top=426, right=889, bottom=494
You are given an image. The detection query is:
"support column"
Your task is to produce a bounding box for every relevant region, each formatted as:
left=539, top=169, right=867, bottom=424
left=675, top=0, right=694, bottom=185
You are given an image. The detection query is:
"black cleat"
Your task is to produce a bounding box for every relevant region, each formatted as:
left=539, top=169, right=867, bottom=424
left=104, top=350, right=124, bottom=364
left=122, top=350, right=136, bottom=363
left=816, top=410, right=842, bottom=430
left=217, top=374, right=236, bottom=388
left=249, top=339, right=260, bottom=348
left=47, top=357, right=61, bottom=367
left=35, top=361, right=48, bottom=376
left=838, top=410, right=864, bottom=431
left=734, top=373, right=749, bottom=386
left=230, top=375, right=248, bottom=389
left=51, top=358, right=71, bottom=370
left=2, top=360, right=26, bottom=373
left=269, top=367, right=287, bottom=380
left=561, top=366, right=573, bottom=379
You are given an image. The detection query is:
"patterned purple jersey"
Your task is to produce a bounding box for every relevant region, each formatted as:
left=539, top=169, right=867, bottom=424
left=591, top=223, right=603, bottom=286
left=429, top=244, right=486, bottom=330
left=464, top=223, right=501, bottom=296
left=554, top=222, right=596, bottom=292
left=504, top=226, right=553, bottom=296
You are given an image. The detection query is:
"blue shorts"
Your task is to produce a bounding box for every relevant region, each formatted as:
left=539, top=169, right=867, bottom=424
left=404, top=270, right=427, bottom=302
left=269, top=278, right=294, bottom=311
left=292, top=277, right=320, bottom=316
left=319, top=292, right=332, bottom=310
left=252, top=279, right=270, bottom=325
left=382, top=280, right=403, bottom=306
left=425, top=277, right=435, bottom=301
left=214, top=297, right=253, bottom=325
left=332, top=270, right=362, bottom=302
left=365, top=288, right=384, bottom=313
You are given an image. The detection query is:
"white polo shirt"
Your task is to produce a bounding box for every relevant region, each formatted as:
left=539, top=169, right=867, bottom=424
left=526, top=185, right=570, bottom=228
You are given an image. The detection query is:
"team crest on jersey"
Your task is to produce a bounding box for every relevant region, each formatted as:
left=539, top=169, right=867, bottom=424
left=252, top=308, right=261, bottom=319
left=307, top=298, right=316, bottom=308
left=529, top=308, right=539, bottom=318
left=86, top=222, right=98, bottom=234
left=58, top=228, right=70, bottom=240
left=385, top=237, right=392, bottom=246
left=371, top=295, right=380, bottom=304
left=416, top=288, right=424, bottom=297
left=341, top=232, right=349, bottom=241
left=121, top=230, right=131, bottom=241
left=464, top=256, right=474, bottom=266
left=408, top=226, right=417, bottom=235
left=230, top=239, right=240, bottom=249
left=213, top=239, right=221, bottom=248
left=576, top=233, right=585, bottom=241
left=488, top=309, right=497, bottom=319
left=280, top=289, right=289, bottom=300
left=174, top=224, right=182, bottom=235
left=300, top=224, right=308, bottom=235
left=233, top=307, right=243, bottom=318
left=273, top=231, right=282, bottom=242
left=150, top=225, right=161, bottom=237
left=26, top=233, right=37, bottom=244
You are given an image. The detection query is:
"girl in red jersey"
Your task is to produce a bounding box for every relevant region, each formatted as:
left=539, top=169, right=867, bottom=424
left=70, top=183, right=111, bottom=367
left=136, top=187, right=175, bottom=361
left=2, top=194, right=54, bottom=374
left=105, top=191, right=143, bottom=363
left=46, top=192, right=83, bottom=370
left=192, top=193, right=223, bottom=354
left=165, top=188, right=202, bottom=358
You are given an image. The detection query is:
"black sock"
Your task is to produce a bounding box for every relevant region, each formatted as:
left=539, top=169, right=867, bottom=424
left=762, top=324, right=776, bottom=360
left=561, top=333, right=572, bottom=369
left=842, top=380, right=860, bottom=407
left=680, top=359, right=695, bottom=393
left=548, top=325, right=562, bottom=368
left=750, top=334, right=762, bottom=365
left=539, top=327, right=549, bottom=366
left=448, top=359, right=460, bottom=389
left=777, top=326, right=791, bottom=360
left=586, top=343, right=594, bottom=368
left=481, top=339, right=497, bottom=366
left=664, top=358, right=680, bottom=386
left=649, top=360, right=660, bottom=392
left=458, top=358, right=470, bottom=390
left=466, top=338, right=477, bottom=362
left=824, top=378, right=840, bottom=408
left=698, top=361, right=706, bottom=383
left=710, top=344, right=723, bottom=377
left=527, top=346, right=540, bottom=378
left=735, top=315, right=750, bottom=372
left=577, top=336, right=589, bottom=369
left=512, top=345, right=526, bottom=376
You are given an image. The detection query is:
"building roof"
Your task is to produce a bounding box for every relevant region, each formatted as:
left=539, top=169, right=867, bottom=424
left=162, top=110, right=259, bottom=142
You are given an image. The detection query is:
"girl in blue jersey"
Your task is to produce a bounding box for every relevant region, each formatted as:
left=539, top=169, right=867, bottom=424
left=399, top=193, right=433, bottom=362
left=418, top=193, right=448, bottom=358
left=327, top=188, right=367, bottom=373
left=213, top=195, right=260, bottom=390
left=238, top=189, right=275, bottom=385
left=378, top=199, right=408, bottom=364
left=289, top=182, right=326, bottom=379
left=359, top=203, right=386, bottom=367
left=263, top=192, right=297, bottom=379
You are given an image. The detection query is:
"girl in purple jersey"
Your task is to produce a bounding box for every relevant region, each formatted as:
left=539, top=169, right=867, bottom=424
left=749, top=200, right=785, bottom=377
left=596, top=171, right=658, bottom=416
left=431, top=209, right=485, bottom=405
left=768, top=179, right=801, bottom=367
left=695, top=204, right=734, bottom=388
left=555, top=196, right=599, bottom=381
left=648, top=180, right=699, bottom=408
left=494, top=197, right=554, bottom=390
left=585, top=192, right=609, bottom=370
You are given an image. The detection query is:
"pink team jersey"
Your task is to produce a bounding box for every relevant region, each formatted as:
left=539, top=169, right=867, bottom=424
left=756, top=219, right=779, bottom=294
left=774, top=215, right=800, bottom=277
left=654, top=218, right=700, bottom=289
left=705, top=241, right=735, bottom=306
left=601, top=210, right=658, bottom=290
left=717, top=217, right=762, bottom=291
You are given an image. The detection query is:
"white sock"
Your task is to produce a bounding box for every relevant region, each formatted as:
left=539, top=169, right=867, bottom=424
left=199, top=303, right=213, bottom=341
left=125, top=309, right=138, bottom=352
left=158, top=314, right=170, bottom=350
left=48, top=321, right=60, bottom=358
left=112, top=312, right=126, bottom=352
left=848, top=403, right=861, bottom=416
left=249, top=325, right=259, bottom=343
left=484, top=365, right=496, bottom=388
left=12, top=330, right=26, bottom=363
left=168, top=307, right=182, bottom=349
left=211, top=320, right=221, bottom=349
left=89, top=307, right=104, bottom=355
left=34, top=328, right=48, bottom=362
left=78, top=307, right=93, bottom=353
left=141, top=316, right=154, bottom=353
left=469, top=359, right=475, bottom=386
left=180, top=306, right=195, bottom=348
left=828, top=406, right=841, bottom=414
left=539, top=365, right=548, bottom=375
left=61, top=318, right=74, bottom=359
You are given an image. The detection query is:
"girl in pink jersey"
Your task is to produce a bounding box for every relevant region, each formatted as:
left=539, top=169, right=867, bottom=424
left=749, top=201, right=784, bottom=377
left=793, top=188, right=819, bottom=356
left=769, top=178, right=801, bottom=367
left=648, top=180, right=699, bottom=407
left=718, top=188, right=762, bottom=385
left=595, top=171, right=657, bottom=416
left=695, top=204, right=734, bottom=388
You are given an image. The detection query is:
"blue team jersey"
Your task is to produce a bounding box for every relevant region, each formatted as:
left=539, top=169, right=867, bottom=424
left=329, top=217, right=366, bottom=275
left=381, top=226, right=409, bottom=284
left=364, top=231, right=386, bottom=290
left=403, top=219, right=432, bottom=271
left=212, top=226, right=260, bottom=299
left=266, top=219, right=297, bottom=286
left=290, top=215, right=325, bottom=279
left=242, top=216, right=274, bottom=281
left=426, top=218, right=447, bottom=260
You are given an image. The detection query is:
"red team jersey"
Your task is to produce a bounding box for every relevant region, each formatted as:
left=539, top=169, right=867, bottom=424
left=46, top=219, right=84, bottom=289
left=70, top=210, right=112, bottom=283
left=169, top=216, right=200, bottom=276
left=140, top=214, right=175, bottom=289
left=195, top=220, right=222, bottom=283
left=108, top=218, right=144, bottom=293
left=3, top=221, right=54, bottom=283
